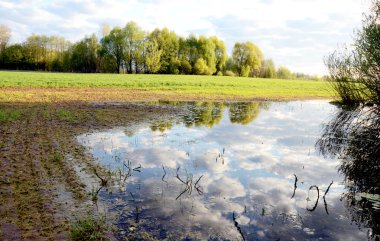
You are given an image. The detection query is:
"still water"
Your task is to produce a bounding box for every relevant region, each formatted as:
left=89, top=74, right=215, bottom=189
left=77, top=101, right=379, bottom=241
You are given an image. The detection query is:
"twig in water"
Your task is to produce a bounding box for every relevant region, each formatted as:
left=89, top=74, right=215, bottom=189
left=323, top=197, right=329, bottom=215
left=176, top=187, right=189, bottom=200
left=161, top=165, right=167, bottom=183
left=90, top=186, right=103, bottom=202
left=323, top=181, right=333, bottom=199
left=307, top=185, right=320, bottom=212
left=93, top=168, right=108, bottom=187
left=233, top=212, right=246, bottom=241
left=133, top=164, right=141, bottom=172
left=323, top=181, right=333, bottom=215
left=291, top=174, right=298, bottom=199
left=176, top=167, right=188, bottom=185
left=194, top=175, right=204, bottom=195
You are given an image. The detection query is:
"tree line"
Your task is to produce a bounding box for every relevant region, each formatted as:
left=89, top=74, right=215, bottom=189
left=0, top=22, right=320, bottom=80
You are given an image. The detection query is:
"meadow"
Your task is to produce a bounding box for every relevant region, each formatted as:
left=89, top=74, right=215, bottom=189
left=0, top=71, right=334, bottom=102
left=0, top=70, right=335, bottom=239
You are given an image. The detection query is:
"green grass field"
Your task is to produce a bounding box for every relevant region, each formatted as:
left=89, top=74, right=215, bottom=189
left=0, top=71, right=334, bottom=102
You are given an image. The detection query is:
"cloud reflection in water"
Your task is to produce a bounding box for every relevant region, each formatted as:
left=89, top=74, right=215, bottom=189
left=78, top=101, right=370, bottom=240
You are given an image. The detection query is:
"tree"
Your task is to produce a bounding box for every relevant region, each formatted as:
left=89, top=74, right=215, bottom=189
left=326, top=0, right=380, bottom=105
left=197, top=36, right=216, bottom=75
left=276, top=66, right=294, bottom=79
left=179, top=59, right=192, bottom=74
left=0, top=25, right=11, bottom=64
left=210, top=36, right=227, bottom=74
left=194, top=58, right=210, bottom=75
left=260, top=59, right=276, bottom=78
left=101, top=24, right=111, bottom=38
left=2, top=44, right=27, bottom=69
left=245, top=42, right=263, bottom=77
left=124, top=21, right=145, bottom=73
left=149, top=28, right=179, bottom=74
left=232, top=41, right=263, bottom=77
left=145, top=38, right=162, bottom=73
left=100, top=27, right=126, bottom=73
left=71, top=34, right=99, bottom=72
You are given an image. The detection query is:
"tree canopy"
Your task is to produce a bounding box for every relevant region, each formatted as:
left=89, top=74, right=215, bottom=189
left=0, top=21, right=316, bottom=79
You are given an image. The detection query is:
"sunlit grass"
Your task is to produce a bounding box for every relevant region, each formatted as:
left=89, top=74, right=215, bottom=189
left=0, top=71, right=334, bottom=102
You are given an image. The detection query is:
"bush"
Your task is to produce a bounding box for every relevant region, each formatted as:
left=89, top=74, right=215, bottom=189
left=194, top=58, right=211, bottom=75
left=224, top=70, right=235, bottom=77
left=179, top=59, right=192, bottom=74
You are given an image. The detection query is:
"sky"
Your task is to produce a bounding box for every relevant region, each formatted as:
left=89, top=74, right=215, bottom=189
left=0, top=0, right=372, bottom=75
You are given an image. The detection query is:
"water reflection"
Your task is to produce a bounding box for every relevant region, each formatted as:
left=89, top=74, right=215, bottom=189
left=78, top=101, right=373, bottom=240
left=317, top=105, right=380, bottom=240
left=149, top=102, right=268, bottom=133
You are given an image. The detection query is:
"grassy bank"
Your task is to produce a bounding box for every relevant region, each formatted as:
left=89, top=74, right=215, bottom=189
left=0, top=71, right=334, bottom=102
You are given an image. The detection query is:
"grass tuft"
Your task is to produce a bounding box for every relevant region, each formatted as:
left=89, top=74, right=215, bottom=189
left=0, top=109, right=21, bottom=122
left=70, top=216, right=107, bottom=241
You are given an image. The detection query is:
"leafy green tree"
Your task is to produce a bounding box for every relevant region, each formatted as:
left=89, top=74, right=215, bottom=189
left=194, top=58, right=210, bottom=75
left=124, top=21, right=145, bottom=73
left=276, top=66, right=294, bottom=79
left=149, top=28, right=179, bottom=74
left=246, top=42, right=263, bottom=77
left=145, top=38, right=162, bottom=73
left=210, top=36, right=227, bottom=74
left=2, top=44, right=27, bottom=68
left=197, top=36, right=216, bottom=75
left=185, top=34, right=199, bottom=66
left=179, top=59, right=192, bottom=74
left=71, top=34, right=99, bottom=72
left=100, top=27, right=126, bottom=73
left=260, top=59, right=276, bottom=78
left=232, top=41, right=263, bottom=77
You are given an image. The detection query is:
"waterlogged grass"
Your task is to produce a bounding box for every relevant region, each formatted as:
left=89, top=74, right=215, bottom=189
left=0, top=108, right=22, bottom=122
left=70, top=216, right=107, bottom=241
left=0, top=71, right=334, bottom=102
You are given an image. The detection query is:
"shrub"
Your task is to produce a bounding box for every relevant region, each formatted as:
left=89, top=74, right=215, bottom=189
left=224, top=70, right=235, bottom=77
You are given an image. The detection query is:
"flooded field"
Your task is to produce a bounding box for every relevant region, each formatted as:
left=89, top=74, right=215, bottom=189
left=77, top=101, right=379, bottom=240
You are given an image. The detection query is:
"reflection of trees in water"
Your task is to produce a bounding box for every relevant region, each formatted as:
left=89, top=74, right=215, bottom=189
left=183, top=102, right=225, bottom=128
left=150, top=121, right=174, bottom=132
left=228, top=102, right=261, bottom=125
left=317, top=105, right=380, bottom=239
left=149, top=102, right=270, bottom=132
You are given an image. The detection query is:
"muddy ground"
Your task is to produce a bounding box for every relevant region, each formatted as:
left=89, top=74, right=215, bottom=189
left=0, top=102, right=182, bottom=240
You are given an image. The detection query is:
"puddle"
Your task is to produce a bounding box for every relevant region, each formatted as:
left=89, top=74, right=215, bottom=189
left=77, top=101, right=377, bottom=240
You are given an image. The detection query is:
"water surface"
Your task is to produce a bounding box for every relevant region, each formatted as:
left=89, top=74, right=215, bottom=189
left=78, top=101, right=377, bottom=240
